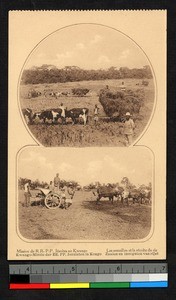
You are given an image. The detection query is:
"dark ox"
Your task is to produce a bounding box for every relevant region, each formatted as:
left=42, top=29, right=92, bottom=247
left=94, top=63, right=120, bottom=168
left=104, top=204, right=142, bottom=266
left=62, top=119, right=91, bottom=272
left=28, top=90, right=41, bottom=98
left=128, top=189, right=141, bottom=204
left=26, top=107, right=89, bottom=125
left=139, top=189, right=151, bottom=204
left=66, top=108, right=89, bottom=125
left=33, top=109, right=63, bottom=124
left=126, top=189, right=151, bottom=205
left=94, top=186, right=120, bottom=204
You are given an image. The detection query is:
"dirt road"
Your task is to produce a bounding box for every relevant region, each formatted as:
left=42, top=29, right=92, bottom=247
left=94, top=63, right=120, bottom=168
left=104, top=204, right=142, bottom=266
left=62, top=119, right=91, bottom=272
left=18, top=190, right=151, bottom=240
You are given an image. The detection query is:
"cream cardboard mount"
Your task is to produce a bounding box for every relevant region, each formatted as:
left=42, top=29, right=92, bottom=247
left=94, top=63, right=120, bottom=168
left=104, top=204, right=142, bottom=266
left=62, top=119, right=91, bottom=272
left=8, top=10, right=166, bottom=260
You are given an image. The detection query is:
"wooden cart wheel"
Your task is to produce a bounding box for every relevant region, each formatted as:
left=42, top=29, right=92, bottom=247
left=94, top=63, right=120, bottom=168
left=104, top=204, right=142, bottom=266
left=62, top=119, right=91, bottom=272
left=44, top=192, right=61, bottom=209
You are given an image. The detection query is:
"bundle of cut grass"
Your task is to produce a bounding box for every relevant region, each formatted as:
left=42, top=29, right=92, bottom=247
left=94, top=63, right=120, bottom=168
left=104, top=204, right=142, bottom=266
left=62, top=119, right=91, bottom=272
left=99, top=88, right=145, bottom=118
left=72, top=88, right=90, bottom=97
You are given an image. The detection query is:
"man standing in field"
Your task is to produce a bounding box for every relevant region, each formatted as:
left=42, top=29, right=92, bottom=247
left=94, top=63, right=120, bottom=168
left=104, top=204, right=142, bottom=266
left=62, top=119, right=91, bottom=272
left=123, top=112, right=135, bottom=146
left=54, top=173, right=60, bottom=192
left=94, top=104, right=99, bottom=125
left=23, top=180, right=31, bottom=207
left=59, top=103, right=66, bottom=118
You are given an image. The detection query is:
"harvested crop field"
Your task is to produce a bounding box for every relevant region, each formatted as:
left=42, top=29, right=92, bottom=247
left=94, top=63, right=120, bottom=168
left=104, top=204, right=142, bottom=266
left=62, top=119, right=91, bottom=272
left=20, top=78, right=155, bottom=147
left=18, top=190, right=152, bottom=240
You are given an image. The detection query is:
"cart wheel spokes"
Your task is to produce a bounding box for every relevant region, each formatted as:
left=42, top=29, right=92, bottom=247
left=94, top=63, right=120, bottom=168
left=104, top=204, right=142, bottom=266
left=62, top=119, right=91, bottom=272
left=45, top=192, right=61, bottom=209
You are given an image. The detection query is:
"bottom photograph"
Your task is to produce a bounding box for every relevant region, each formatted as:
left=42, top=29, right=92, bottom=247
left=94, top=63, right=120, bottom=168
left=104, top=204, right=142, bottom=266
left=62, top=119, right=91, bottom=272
left=17, top=147, right=153, bottom=241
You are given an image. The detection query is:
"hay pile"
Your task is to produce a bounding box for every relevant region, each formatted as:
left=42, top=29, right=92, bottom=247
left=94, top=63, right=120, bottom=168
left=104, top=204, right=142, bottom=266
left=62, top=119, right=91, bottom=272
left=99, top=88, right=145, bottom=118
left=72, top=88, right=90, bottom=97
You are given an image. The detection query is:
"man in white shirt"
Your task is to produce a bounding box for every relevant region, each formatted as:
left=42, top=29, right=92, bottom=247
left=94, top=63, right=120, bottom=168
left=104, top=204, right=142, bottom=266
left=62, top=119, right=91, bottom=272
left=59, top=103, right=66, bottom=118
left=94, top=104, right=99, bottom=125
left=123, top=112, right=135, bottom=146
left=23, top=180, right=31, bottom=207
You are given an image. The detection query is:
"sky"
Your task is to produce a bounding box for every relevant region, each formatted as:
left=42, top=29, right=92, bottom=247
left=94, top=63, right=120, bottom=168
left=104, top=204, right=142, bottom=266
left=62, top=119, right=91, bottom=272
left=18, top=147, right=153, bottom=187
left=25, top=24, right=149, bottom=70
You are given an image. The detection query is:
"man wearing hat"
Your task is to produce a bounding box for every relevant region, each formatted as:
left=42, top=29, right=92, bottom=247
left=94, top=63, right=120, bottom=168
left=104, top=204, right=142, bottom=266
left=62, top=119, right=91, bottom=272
left=123, top=112, right=135, bottom=146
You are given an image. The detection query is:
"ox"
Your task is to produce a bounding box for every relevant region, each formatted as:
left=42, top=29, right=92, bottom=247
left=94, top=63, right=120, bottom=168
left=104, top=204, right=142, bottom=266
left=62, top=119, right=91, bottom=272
left=55, top=91, right=70, bottom=98
left=93, top=186, right=120, bottom=204
left=48, top=91, right=70, bottom=99
left=122, top=188, right=151, bottom=205
left=49, top=91, right=56, bottom=97
left=121, top=190, right=130, bottom=206
left=28, top=90, right=41, bottom=98
left=61, top=91, right=70, bottom=96
left=33, top=109, right=63, bottom=124
left=22, top=108, right=33, bottom=124
left=139, top=189, right=151, bottom=204
left=128, top=189, right=142, bottom=204
left=66, top=108, right=89, bottom=126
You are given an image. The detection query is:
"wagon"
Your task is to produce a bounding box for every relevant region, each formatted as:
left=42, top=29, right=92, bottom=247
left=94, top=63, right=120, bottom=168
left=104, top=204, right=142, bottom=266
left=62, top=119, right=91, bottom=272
left=30, top=188, right=68, bottom=210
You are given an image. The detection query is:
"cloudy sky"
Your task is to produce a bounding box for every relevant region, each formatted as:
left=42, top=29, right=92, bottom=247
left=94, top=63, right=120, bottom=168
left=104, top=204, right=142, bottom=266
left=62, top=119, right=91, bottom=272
left=18, top=147, right=152, bottom=187
left=25, top=24, right=148, bottom=70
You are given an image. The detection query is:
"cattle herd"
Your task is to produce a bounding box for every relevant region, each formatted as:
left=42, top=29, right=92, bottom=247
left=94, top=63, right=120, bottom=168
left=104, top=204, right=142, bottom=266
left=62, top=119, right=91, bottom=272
left=92, top=184, right=151, bottom=205
left=22, top=84, right=148, bottom=127
left=28, top=88, right=90, bottom=99
left=22, top=87, right=92, bottom=126
left=22, top=107, right=89, bottom=126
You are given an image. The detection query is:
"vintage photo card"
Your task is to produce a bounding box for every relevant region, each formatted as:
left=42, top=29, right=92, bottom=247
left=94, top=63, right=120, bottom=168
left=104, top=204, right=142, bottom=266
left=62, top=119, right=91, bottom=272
left=8, top=10, right=166, bottom=260
left=17, top=147, right=153, bottom=241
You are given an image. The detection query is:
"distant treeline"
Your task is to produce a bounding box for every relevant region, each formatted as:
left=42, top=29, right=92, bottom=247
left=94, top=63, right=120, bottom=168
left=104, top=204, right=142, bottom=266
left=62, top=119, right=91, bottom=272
left=18, top=177, right=48, bottom=189
left=21, top=65, right=153, bottom=84
left=83, top=180, right=152, bottom=192
left=18, top=177, right=80, bottom=190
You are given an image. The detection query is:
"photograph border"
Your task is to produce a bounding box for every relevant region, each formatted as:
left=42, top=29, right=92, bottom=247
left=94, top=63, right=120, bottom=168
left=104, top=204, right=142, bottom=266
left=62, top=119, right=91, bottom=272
left=16, top=144, right=155, bottom=245
left=17, top=22, right=157, bottom=148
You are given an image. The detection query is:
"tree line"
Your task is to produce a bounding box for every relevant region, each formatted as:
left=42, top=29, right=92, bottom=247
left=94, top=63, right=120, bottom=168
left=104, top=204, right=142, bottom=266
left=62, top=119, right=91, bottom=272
left=19, top=177, right=151, bottom=192
left=83, top=178, right=152, bottom=192
left=18, top=177, right=80, bottom=190
left=21, top=65, right=153, bottom=85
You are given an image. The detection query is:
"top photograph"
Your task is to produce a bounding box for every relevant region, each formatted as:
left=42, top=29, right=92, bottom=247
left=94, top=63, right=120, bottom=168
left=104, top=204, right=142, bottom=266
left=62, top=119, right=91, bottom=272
left=19, top=24, right=155, bottom=147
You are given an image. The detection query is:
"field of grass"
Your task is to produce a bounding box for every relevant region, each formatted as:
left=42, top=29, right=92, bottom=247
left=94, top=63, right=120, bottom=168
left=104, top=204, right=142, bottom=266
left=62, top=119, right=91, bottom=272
left=20, top=78, right=155, bottom=146
left=18, top=189, right=151, bottom=240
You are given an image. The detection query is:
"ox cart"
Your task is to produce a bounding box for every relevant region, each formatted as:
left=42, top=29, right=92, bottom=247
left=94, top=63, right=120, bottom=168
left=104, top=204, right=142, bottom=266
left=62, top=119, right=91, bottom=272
left=30, top=188, right=73, bottom=209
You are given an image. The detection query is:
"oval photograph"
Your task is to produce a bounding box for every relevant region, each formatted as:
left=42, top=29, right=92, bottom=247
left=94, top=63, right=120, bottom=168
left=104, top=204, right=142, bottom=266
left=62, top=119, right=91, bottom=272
left=19, top=24, right=155, bottom=147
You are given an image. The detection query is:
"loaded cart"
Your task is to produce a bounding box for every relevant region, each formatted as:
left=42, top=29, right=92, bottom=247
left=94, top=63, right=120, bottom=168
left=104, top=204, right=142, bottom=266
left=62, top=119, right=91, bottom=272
left=30, top=188, right=73, bottom=209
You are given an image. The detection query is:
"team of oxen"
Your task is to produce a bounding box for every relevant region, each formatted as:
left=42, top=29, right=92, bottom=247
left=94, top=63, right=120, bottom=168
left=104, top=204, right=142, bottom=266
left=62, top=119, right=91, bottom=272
left=28, top=88, right=88, bottom=99
left=92, top=185, right=151, bottom=205
left=22, top=107, right=89, bottom=126
left=28, top=89, right=69, bottom=99
left=23, top=87, right=91, bottom=125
